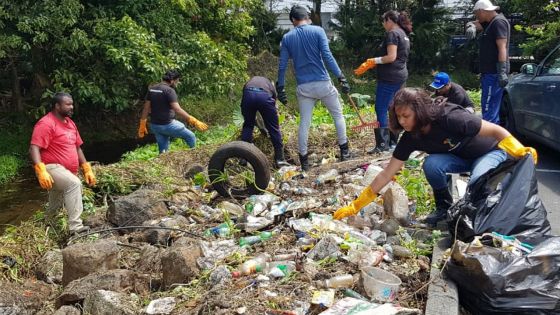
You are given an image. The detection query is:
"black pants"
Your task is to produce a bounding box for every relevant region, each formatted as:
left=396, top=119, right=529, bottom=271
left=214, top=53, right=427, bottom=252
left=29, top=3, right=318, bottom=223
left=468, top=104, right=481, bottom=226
left=240, top=88, right=283, bottom=150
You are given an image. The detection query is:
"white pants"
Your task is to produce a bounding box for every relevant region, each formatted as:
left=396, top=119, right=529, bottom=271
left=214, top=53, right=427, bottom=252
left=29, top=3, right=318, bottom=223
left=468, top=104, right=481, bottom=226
left=45, top=164, right=84, bottom=232
left=296, top=80, right=348, bottom=155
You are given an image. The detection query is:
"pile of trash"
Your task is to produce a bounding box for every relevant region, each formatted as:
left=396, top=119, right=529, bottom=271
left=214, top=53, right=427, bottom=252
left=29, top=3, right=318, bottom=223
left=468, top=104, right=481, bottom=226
left=13, top=156, right=439, bottom=315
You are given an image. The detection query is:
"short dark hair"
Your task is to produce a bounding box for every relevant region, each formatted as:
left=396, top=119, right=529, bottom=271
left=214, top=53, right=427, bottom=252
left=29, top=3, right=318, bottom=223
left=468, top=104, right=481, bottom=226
left=52, top=92, right=72, bottom=109
left=289, top=5, right=309, bottom=22
left=388, top=88, right=445, bottom=134
left=162, top=69, right=181, bottom=82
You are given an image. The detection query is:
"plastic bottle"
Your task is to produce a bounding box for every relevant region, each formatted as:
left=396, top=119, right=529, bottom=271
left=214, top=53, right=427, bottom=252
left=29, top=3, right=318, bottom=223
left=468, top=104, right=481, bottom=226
left=316, top=274, right=354, bottom=289
left=239, top=253, right=271, bottom=275
left=272, top=253, right=297, bottom=261
left=343, top=288, right=369, bottom=301
left=314, top=169, right=339, bottom=185
left=239, top=231, right=274, bottom=247
left=261, top=261, right=296, bottom=278
left=204, top=223, right=230, bottom=237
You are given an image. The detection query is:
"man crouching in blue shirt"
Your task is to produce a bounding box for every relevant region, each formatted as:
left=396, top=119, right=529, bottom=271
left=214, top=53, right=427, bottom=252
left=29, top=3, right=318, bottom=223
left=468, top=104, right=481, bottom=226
left=277, top=5, right=355, bottom=171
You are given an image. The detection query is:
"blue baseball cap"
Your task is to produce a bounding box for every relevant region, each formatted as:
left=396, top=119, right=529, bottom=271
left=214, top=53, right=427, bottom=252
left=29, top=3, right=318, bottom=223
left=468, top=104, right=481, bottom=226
left=430, top=72, right=450, bottom=89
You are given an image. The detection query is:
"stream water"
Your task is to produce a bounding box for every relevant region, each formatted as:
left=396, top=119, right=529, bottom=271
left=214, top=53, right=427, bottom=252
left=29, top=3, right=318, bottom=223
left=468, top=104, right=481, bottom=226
left=0, top=137, right=152, bottom=229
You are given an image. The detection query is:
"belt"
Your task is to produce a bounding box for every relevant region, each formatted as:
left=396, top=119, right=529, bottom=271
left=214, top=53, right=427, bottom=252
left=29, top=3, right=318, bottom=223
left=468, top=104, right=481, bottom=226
left=245, top=86, right=268, bottom=93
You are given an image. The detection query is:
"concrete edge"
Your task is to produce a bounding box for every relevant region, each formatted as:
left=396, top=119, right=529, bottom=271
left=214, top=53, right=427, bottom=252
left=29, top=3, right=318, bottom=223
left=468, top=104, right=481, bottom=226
left=424, top=237, right=459, bottom=315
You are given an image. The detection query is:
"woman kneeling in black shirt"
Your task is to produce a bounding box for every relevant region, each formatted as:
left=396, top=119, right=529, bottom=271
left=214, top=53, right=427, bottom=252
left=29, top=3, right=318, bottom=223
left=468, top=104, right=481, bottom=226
left=333, top=87, right=538, bottom=226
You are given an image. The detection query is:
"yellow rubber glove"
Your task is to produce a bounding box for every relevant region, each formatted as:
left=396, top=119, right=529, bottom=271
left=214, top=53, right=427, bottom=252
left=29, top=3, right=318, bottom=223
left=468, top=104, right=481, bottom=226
left=498, top=135, right=538, bottom=164
left=81, top=162, right=96, bottom=186
left=354, top=59, right=377, bottom=76
left=34, top=162, right=54, bottom=190
left=187, top=116, right=209, bottom=131
left=138, top=119, right=148, bottom=138
left=333, top=186, right=377, bottom=220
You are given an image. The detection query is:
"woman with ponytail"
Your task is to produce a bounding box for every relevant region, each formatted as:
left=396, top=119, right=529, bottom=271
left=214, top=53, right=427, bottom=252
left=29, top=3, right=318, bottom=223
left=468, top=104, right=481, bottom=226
left=354, top=10, right=413, bottom=154
left=333, top=88, right=537, bottom=227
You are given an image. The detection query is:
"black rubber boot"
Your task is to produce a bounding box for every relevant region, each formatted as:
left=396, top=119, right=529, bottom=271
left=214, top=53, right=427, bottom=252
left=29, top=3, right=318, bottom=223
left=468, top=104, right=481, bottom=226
left=339, top=142, right=356, bottom=161
left=425, top=187, right=453, bottom=227
left=389, top=130, right=399, bottom=150
left=367, top=128, right=390, bottom=154
left=274, top=146, right=290, bottom=168
left=299, top=153, right=309, bottom=172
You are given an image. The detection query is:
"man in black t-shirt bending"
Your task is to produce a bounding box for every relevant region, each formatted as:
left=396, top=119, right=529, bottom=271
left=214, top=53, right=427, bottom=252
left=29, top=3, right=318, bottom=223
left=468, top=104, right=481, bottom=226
left=137, top=70, right=208, bottom=153
left=430, top=72, right=475, bottom=113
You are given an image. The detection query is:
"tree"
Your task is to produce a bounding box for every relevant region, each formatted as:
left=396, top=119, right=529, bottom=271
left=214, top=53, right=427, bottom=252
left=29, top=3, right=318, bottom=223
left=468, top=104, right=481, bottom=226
left=0, top=0, right=259, bottom=113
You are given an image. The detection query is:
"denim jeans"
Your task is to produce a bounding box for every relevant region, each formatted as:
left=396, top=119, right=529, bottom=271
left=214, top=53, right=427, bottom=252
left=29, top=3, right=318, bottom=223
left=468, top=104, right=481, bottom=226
left=150, top=120, right=196, bottom=153
left=481, top=74, right=504, bottom=124
left=422, top=149, right=507, bottom=190
left=240, top=89, right=283, bottom=150
left=296, top=80, right=347, bottom=155
left=375, top=82, right=403, bottom=127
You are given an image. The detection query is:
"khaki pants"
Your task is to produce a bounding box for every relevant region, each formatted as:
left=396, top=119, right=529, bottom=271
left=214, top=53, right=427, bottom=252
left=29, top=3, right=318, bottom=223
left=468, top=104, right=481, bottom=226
left=45, top=164, right=84, bottom=232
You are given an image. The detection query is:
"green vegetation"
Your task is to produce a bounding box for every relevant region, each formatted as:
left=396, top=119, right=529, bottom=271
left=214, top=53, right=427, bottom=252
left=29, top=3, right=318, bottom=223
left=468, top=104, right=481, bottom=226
left=396, top=160, right=434, bottom=216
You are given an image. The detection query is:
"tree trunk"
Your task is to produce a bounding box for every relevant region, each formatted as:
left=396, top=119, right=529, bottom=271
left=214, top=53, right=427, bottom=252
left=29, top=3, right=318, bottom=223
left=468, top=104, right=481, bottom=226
left=311, top=0, right=323, bottom=28
left=10, top=60, right=23, bottom=112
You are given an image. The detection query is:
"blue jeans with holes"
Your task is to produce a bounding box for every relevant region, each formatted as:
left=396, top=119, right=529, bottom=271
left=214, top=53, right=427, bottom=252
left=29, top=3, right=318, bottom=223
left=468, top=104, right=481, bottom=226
left=375, top=81, right=403, bottom=127
left=481, top=74, right=504, bottom=124
left=422, top=149, right=507, bottom=190
left=150, top=120, right=196, bottom=153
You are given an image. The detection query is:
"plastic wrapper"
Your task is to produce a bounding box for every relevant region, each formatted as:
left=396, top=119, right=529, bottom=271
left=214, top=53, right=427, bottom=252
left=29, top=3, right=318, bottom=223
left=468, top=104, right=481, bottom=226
left=445, top=236, right=560, bottom=314
left=447, top=155, right=551, bottom=244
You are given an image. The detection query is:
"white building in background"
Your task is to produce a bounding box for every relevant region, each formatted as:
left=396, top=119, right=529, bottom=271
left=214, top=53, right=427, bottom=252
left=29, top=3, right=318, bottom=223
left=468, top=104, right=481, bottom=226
left=265, top=0, right=341, bottom=39
left=264, top=0, right=470, bottom=37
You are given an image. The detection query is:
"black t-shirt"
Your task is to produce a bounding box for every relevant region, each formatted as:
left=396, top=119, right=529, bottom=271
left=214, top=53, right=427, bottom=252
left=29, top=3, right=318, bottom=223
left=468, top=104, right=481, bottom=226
left=436, top=82, right=474, bottom=109
left=479, top=14, right=510, bottom=74
left=244, top=76, right=277, bottom=98
left=377, top=28, right=410, bottom=84
left=146, top=83, right=178, bottom=125
left=393, top=104, right=498, bottom=161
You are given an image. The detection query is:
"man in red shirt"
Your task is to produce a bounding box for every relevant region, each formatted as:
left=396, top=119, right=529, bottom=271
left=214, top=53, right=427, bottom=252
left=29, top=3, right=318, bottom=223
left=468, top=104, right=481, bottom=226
left=29, top=92, right=96, bottom=235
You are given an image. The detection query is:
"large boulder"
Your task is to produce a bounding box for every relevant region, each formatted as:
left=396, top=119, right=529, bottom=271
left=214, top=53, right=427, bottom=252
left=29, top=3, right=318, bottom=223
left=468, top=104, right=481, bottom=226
left=53, top=305, right=81, bottom=315
left=0, top=279, right=54, bottom=315
left=383, top=183, right=410, bottom=226
left=143, top=215, right=190, bottom=245
left=107, top=189, right=168, bottom=227
left=35, top=249, right=63, bottom=284
left=62, top=239, right=119, bottom=286
left=83, top=290, right=140, bottom=315
left=161, top=245, right=202, bottom=289
left=56, top=269, right=149, bottom=308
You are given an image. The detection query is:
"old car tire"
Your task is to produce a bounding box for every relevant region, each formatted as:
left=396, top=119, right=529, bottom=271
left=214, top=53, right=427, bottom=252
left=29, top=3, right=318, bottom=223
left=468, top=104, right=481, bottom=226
left=208, top=141, right=271, bottom=198
left=500, top=95, right=517, bottom=134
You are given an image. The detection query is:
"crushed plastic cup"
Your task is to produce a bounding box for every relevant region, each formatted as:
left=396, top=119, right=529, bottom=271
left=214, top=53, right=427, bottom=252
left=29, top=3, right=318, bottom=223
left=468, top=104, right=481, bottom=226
left=360, top=267, right=402, bottom=303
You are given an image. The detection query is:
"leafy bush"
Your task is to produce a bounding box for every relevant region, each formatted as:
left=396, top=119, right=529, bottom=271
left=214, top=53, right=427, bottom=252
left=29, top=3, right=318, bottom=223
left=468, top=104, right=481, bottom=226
left=0, top=155, right=21, bottom=185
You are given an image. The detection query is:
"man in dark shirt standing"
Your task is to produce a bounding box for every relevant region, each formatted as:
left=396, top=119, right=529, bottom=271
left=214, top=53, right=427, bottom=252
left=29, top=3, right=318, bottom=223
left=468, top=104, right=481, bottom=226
left=466, top=0, right=510, bottom=124
left=430, top=72, right=475, bottom=113
left=138, top=70, right=208, bottom=153
left=240, top=76, right=289, bottom=168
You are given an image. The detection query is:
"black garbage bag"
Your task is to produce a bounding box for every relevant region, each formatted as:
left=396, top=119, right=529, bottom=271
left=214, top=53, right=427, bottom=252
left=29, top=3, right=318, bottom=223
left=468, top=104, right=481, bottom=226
left=447, top=155, right=551, bottom=245
left=445, top=236, right=560, bottom=314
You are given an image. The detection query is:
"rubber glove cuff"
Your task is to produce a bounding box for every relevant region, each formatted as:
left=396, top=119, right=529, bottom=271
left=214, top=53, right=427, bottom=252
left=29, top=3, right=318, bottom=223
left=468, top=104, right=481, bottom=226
left=81, top=162, right=97, bottom=186
left=138, top=119, right=148, bottom=138
left=353, top=186, right=377, bottom=210
left=34, top=162, right=54, bottom=190
left=498, top=135, right=538, bottom=164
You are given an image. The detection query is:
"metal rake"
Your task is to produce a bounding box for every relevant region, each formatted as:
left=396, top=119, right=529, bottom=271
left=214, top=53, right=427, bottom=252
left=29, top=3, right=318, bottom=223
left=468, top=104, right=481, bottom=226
left=346, top=94, right=379, bottom=132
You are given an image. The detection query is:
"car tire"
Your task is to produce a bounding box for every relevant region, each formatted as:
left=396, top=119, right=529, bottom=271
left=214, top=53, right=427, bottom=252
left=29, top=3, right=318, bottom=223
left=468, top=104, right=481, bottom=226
left=208, top=141, right=271, bottom=198
left=500, top=95, right=517, bottom=134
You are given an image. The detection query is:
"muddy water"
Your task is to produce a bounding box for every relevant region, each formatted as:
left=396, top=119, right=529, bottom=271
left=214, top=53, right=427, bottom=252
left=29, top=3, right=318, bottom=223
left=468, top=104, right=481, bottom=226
left=0, top=137, right=153, bottom=229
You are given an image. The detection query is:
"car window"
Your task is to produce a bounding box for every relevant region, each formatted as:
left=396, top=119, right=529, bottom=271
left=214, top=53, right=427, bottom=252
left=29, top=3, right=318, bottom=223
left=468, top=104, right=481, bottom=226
left=541, top=47, right=560, bottom=75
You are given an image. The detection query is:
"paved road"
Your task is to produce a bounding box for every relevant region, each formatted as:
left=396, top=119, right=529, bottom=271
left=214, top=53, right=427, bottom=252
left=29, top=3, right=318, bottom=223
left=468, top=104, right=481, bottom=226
left=532, top=142, right=560, bottom=235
